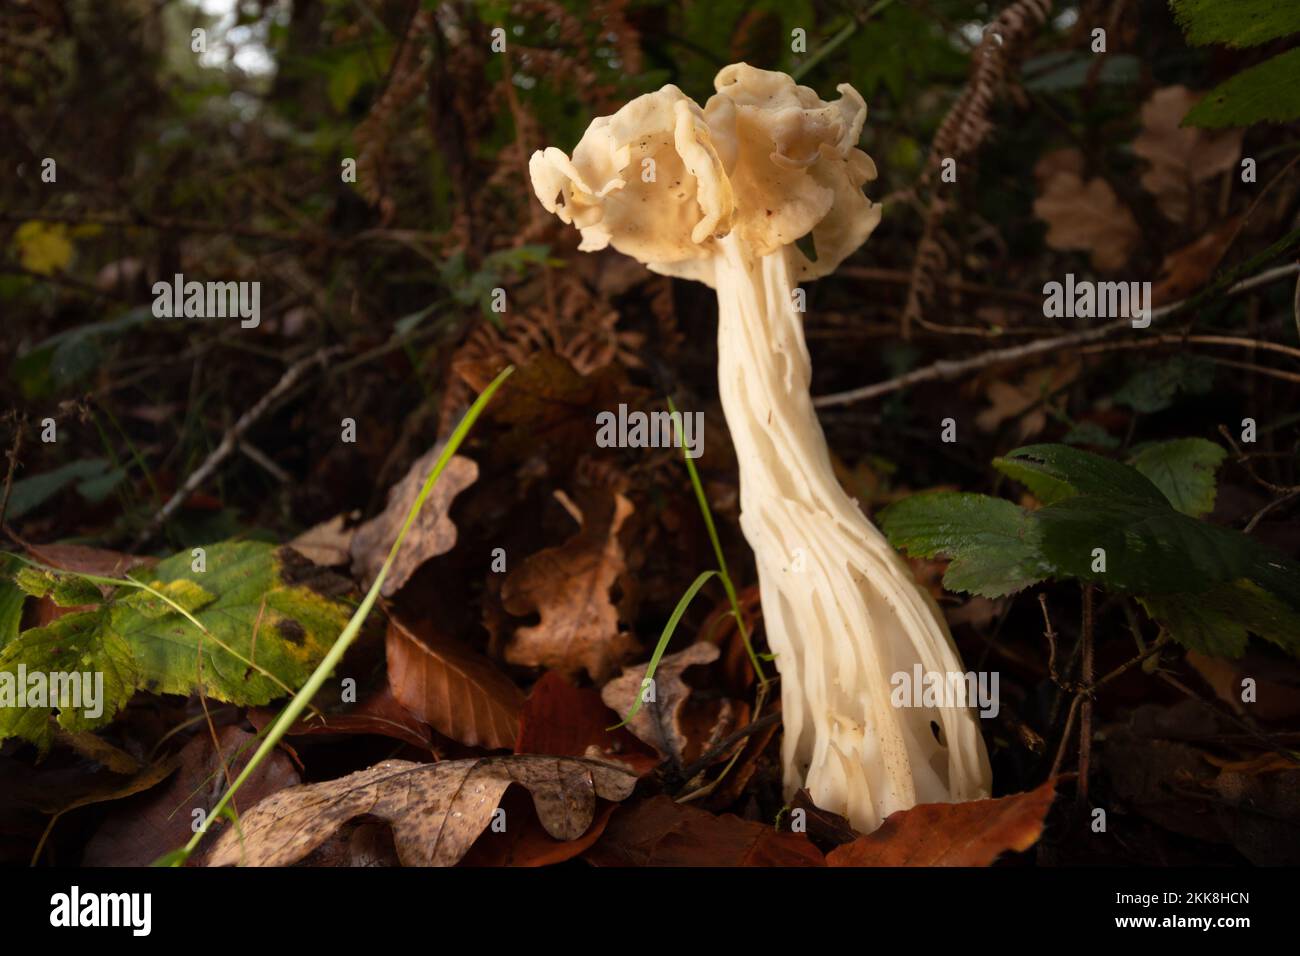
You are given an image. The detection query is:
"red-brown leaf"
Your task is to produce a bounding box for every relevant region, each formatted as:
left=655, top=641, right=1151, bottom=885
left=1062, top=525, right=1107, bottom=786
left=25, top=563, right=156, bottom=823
left=586, top=795, right=825, bottom=867
left=827, top=779, right=1059, bottom=867
left=386, top=613, right=523, bottom=750
left=515, top=670, right=658, bottom=775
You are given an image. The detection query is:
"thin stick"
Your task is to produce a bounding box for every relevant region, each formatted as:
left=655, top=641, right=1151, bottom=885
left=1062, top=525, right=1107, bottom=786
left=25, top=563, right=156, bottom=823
left=1077, top=584, right=1094, bottom=804
left=813, top=262, right=1300, bottom=408
left=138, top=346, right=343, bottom=542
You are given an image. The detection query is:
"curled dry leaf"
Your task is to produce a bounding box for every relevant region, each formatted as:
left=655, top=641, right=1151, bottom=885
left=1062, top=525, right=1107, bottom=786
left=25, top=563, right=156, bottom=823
left=349, top=443, right=478, bottom=597
left=1133, top=86, right=1243, bottom=224
left=826, top=778, right=1059, bottom=867
left=1151, top=216, right=1242, bottom=306
left=1033, top=153, right=1140, bottom=271
left=975, top=360, right=1080, bottom=439
left=386, top=613, right=523, bottom=750
left=585, top=795, right=824, bottom=867
left=207, top=755, right=638, bottom=868
left=600, top=641, right=738, bottom=766
left=501, top=490, right=638, bottom=682
left=84, top=726, right=300, bottom=866
left=289, top=513, right=356, bottom=567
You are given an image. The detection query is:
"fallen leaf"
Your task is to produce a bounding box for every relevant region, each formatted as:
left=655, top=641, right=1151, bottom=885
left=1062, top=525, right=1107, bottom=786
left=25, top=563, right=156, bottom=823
left=207, top=755, right=638, bottom=867
left=1033, top=170, right=1140, bottom=270
left=349, top=443, right=477, bottom=597
left=1133, top=86, right=1243, bottom=223
left=1187, top=649, right=1300, bottom=722
left=24, top=542, right=154, bottom=578
left=460, top=787, right=618, bottom=866
left=248, top=682, right=434, bottom=752
left=386, top=613, right=522, bottom=750
left=600, top=641, right=738, bottom=766
left=585, top=795, right=824, bottom=866
left=515, top=671, right=658, bottom=775
left=1151, top=216, right=1242, bottom=305
left=289, top=514, right=356, bottom=567
left=83, top=725, right=300, bottom=866
left=975, top=361, right=1079, bottom=438
left=501, top=490, right=639, bottom=682
left=826, top=779, right=1059, bottom=866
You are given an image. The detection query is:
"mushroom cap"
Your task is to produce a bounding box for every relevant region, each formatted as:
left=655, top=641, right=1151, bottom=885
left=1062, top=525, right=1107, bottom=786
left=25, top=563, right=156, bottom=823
left=529, top=63, right=881, bottom=287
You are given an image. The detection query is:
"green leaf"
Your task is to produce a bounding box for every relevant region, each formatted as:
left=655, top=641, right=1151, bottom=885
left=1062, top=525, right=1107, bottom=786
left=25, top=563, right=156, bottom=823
left=1142, top=580, right=1300, bottom=657
left=1128, top=438, right=1226, bottom=516
left=0, top=556, right=25, bottom=651
left=1184, top=48, right=1300, bottom=129
left=994, top=444, right=1167, bottom=506
left=0, top=541, right=354, bottom=750
left=1112, top=355, right=1214, bottom=413
left=1034, top=495, right=1263, bottom=594
left=6, top=458, right=113, bottom=520
left=879, top=492, right=1049, bottom=598
left=0, top=609, right=139, bottom=747
left=1169, top=0, right=1300, bottom=48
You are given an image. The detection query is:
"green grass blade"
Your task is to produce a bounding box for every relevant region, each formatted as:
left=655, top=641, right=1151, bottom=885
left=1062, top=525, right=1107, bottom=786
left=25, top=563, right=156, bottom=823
left=609, top=569, right=717, bottom=729
left=667, top=398, right=767, bottom=686
left=161, top=363, right=514, bottom=866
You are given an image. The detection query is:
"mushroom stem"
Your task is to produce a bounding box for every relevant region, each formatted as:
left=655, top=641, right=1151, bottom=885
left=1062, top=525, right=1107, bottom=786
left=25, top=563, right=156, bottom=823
left=713, top=233, right=990, bottom=831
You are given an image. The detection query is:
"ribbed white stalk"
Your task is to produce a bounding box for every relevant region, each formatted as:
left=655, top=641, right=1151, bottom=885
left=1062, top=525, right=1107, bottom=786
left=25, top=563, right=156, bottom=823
left=713, top=233, right=992, bottom=832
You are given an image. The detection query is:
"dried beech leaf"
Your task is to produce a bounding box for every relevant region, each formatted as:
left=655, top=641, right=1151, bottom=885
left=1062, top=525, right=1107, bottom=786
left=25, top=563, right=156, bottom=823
left=386, top=614, right=523, bottom=750
left=1151, top=217, right=1241, bottom=305
left=349, top=444, right=477, bottom=597
left=1033, top=171, right=1140, bottom=271
left=585, top=795, right=824, bottom=867
left=1133, top=86, right=1243, bottom=224
left=826, top=778, right=1058, bottom=866
left=207, top=755, right=638, bottom=868
left=501, top=491, right=638, bottom=682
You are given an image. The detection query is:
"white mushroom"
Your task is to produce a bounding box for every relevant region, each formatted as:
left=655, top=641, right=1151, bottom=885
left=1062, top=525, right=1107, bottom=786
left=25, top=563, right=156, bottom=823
left=531, top=63, right=991, bottom=833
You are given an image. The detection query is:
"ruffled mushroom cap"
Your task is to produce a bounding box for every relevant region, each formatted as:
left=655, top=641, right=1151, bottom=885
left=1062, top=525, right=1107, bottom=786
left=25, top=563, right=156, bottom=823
left=529, top=64, right=881, bottom=287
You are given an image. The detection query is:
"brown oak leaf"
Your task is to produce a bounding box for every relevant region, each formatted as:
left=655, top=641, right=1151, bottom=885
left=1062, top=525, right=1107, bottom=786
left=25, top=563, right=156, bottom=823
left=501, top=490, right=638, bottom=682
left=207, top=755, right=637, bottom=867
left=1133, top=86, right=1243, bottom=224
left=1033, top=161, right=1140, bottom=271
left=349, top=443, right=477, bottom=597
left=600, top=641, right=739, bottom=766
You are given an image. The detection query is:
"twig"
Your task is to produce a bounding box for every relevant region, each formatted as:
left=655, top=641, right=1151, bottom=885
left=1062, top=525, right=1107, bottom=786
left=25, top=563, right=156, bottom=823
left=814, top=262, right=1300, bottom=407
left=138, top=346, right=343, bottom=543
left=677, top=710, right=783, bottom=785
left=0, top=418, right=24, bottom=532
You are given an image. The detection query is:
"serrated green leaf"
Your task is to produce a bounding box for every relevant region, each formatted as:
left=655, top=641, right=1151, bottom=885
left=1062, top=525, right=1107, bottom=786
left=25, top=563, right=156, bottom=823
left=1169, top=0, right=1300, bottom=48
left=50, top=575, right=105, bottom=608
left=1128, top=438, right=1226, bottom=516
left=1142, top=580, right=1300, bottom=657
left=1112, top=355, right=1214, bottom=412
left=0, top=541, right=354, bottom=750
left=994, top=444, right=1167, bottom=506
left=1035, top=494, right=1260, bottom=594
left=0, top=556, right=25, bottom=651
left=1184, top=48, right=1300, bottom=129
left=879, top=492, right=1049, bottom=598
left=0, top=609, right=138, bottom=749
left=15, top=567, right=54, bottom=598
